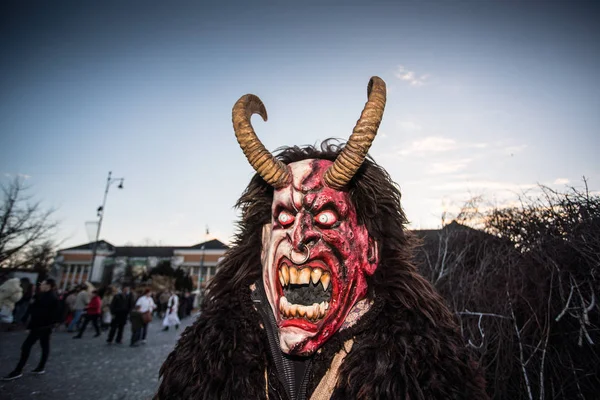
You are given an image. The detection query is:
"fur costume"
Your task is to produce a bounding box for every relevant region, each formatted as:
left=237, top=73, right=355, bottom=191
left=156, top=77, right=488, bottom=399
left=0, top=278, right=23, bottom=323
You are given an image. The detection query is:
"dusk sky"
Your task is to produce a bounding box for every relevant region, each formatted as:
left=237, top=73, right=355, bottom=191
left=1, top=1, right=598, bottom=249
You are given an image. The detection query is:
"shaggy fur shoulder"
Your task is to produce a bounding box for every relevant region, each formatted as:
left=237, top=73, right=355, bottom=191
left=311, top=301, right=489, bottom=399
left=155, top=286, right=269, bottom=400
left=156, top=289, right=488, bottom=400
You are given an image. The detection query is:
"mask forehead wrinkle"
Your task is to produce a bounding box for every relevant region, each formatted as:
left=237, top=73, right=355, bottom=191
left=274, top=185, right=294, bottom=211
left=289, top=159, right=335, bottom=211
left=289, top=160, right=315, bottom=190
left=287, top=160, right=315, bottom=210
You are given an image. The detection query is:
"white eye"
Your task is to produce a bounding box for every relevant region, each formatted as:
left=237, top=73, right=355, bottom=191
left=315, top=210, right=337, bottom=227
left=277, top=211, right=295, bottom=226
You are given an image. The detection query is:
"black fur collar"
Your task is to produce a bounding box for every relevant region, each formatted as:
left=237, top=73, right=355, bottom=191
left=155, top=278, right=488, bottom=400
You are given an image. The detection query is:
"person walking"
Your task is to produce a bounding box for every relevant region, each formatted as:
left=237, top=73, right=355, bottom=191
left=158, top=291, right=169, bottom=318
left=73, top=290, right=101, bottom=338
left=161, top=291, right=180, bottom=331
left=129, top=305, right=144, bottom=347
left=63, top=288, right=77, bottom=328
left=134, top=289, right=155, bottom=345
left=2, top=279, right=59, bottom=381
left=67, top=285, right=90, bottom=332
left=106, top=285, right=134, bottom=344
left=101, top=287, right=115, bottom=331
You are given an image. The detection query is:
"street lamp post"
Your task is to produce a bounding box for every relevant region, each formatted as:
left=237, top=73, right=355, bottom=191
left=198, top=244, right=205, bottom=292
left=89, top=171, right=125, bottom=283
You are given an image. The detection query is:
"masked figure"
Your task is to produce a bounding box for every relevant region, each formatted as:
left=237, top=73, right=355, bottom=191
left=156, top=77, right=488, bottom=399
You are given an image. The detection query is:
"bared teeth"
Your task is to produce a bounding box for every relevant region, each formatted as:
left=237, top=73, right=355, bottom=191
left=289, top=266, right=298, bottom=284
left=281, top=264, right=290, bottom=286
left=311, top=268, right=323, bottom=284
left=279, top=297, right=330, bottom=321
left=306, top=305, right=315, bottom=320
left=320, top=272, right=331, bottom=291
left=279, top=270, right=285, bottom=287
left=297, top=305, right=306, bottom=317
left=298, top=268, right=311, bottom=284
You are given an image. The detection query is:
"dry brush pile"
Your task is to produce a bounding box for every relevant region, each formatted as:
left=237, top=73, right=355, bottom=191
left=414, top=183, right=599, bottom=400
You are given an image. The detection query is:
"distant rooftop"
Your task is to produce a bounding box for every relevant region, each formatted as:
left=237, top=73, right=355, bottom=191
left=59, top=239, right=229, bottom=255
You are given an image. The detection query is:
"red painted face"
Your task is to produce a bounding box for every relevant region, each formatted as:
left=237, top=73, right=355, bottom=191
left=261, top=159, right=378, bottom=356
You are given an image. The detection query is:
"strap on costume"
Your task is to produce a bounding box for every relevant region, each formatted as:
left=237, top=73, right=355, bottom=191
left=309, top=339, right=354, bottom=400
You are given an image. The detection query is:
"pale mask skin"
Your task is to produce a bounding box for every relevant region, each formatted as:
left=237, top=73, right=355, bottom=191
left=261, top=158, right=379, bottom=356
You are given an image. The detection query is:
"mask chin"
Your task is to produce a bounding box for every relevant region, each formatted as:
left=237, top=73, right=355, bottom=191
left=279, top=326, right=316, bottom=354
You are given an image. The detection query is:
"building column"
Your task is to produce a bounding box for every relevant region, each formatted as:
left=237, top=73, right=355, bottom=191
left=77, top=266, right=85, bottom=284
left=202, top=266, right=209, bottom=288
left=70, top=265, right=79, bottom=286
left=61, top=266, right=69, bottom=291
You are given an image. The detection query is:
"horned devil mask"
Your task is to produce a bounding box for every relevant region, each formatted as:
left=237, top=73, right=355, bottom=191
left=232, top=77, right=386, bottom=356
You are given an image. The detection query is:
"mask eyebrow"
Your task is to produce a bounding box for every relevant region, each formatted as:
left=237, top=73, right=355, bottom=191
left=307, top=197, right=343, bottom=216
left=273, top=203, right=296, bottom=218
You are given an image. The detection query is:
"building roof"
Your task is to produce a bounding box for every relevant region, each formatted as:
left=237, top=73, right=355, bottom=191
left=411, top=221, right=495, bottom=244
left=189, top=239, right=229, bottom=250
left=57, top=239, right=229, bottom=256
left=60, top=240, right=116, bottom=252
left=114, top=247, right=180, bottom=258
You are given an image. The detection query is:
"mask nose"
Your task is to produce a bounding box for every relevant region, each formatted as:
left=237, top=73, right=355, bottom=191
left=288, top=212, right=320, bottom=252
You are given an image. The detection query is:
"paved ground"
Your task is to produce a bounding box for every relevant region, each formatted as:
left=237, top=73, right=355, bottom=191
left=0, top=315, right=196, bottom=400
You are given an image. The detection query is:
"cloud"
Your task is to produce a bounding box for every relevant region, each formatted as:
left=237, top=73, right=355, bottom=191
left=394, top=65, right=430, bottom=87
left=502, top=144, right=527, bottom=155
left=553, top=178, right=570, bottom=185
left=398, top=136, right=457, bottom=155
left=395, top=136, right=493, bottom=157
left=427, top=158, right=473, bottom=174
left=431, top=180, right=537, bottom=192
left=2, top=172, right=32, bottom=179
left=396, top=120, right=422, bottom=132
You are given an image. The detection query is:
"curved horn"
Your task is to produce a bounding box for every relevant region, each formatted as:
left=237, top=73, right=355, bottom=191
left=324, top=76, right=386, bottom=189
left=232, top=94, right=289, bottom=188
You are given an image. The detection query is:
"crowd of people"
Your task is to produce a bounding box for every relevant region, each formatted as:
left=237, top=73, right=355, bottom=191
left=1, top=277, right=197, bottom=382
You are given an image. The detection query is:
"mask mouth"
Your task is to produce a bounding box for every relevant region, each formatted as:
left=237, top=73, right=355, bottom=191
left=277, top=261, right=332, bottom=322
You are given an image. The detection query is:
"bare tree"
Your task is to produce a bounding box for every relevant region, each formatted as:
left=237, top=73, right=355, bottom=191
left=414, top=181, right=599, bottom=399
left=0, top=177, right=58, bottom=269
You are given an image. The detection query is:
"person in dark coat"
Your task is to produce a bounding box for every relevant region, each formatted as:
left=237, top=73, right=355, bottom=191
left=106, top=284, right=134, bottom=344
left=2, top=279, right=60, bottom=381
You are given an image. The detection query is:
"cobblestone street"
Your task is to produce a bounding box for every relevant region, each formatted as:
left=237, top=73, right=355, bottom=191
left=0, top=315, right=196, bottom=400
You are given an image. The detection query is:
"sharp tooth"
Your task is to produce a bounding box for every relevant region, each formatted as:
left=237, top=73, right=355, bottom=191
left=290, top=304, right=298, bottom=317
left=297, top=305, right=307, bottom=317
left=278, top=270, right=285, bottom=287
left=311, top=268, right=323, bottom=284
left=319, top=301, right=326, bottom=317
left=325, top=301, right=329, bottom=310
left=299, top=268, right=311, bottom=284
left=284, top=302, right=292, bottom=318
left=306, top=305, right=315, bottom=319
left=281, top=264, right=290, bottom=285
left=312, top=303, right=320, bottom=321
left=289, top=266, right=298, bottom=284
left=320, top=272, right=331, bottom=291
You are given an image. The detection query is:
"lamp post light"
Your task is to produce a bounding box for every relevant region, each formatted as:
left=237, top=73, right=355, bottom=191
left=89, top=171, right=125, bottom=283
